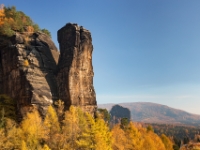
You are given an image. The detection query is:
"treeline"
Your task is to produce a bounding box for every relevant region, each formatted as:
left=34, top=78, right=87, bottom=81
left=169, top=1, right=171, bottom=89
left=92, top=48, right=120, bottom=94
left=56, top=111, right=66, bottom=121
left=0, top=96, right=175, bottom=150
left=0, top=4, right=51, bottom=37
left=150, top=123, right=200, bottom=146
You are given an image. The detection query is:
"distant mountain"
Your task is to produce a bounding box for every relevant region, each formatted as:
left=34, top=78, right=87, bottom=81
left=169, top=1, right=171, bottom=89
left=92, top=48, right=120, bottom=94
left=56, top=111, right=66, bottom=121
left=98, top=102, right=200, bottom=125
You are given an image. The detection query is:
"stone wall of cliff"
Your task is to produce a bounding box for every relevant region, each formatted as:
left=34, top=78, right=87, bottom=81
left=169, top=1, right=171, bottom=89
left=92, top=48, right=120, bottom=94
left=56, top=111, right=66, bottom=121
left=0, top=31, right=59, bottom=118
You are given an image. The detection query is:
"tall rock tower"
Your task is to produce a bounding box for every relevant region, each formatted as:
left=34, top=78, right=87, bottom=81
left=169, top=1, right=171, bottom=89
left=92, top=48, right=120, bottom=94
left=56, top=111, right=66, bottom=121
left=57, top=23, right=97, bottom=114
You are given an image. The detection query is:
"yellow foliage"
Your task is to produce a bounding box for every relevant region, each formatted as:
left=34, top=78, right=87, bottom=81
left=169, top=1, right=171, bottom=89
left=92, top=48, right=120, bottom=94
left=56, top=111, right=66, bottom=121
left=111, top=124, right=126, bottom=150
left=42, top=144, right=51, bottom=150
left=124, top=122, right=144, bottom=150
left=60, top=106, right=112, bottom=150
left=21, top=109, right=46, bottom=150
left=93, top=118, right=113, bottom=150
left=24, top=36, right=30, bottom=46
left=23, top=59, right=29, bottom=67
left=0, top=128, right=6, bottom=149
left=0, top=8, right=5, bottom=26
left=161, top=134, right=173, bottom=150
left=146, top=131, right=166, bottom=150
left=44, top=105, right=60, bottom=149
left=54, top=100, right=64, bottom=121
left=4, top=120, right=22, bottom=149
left=21, top=140, right=28, bottom=150
left=61, top=106, right=83, bottom=149
left=25, top=25, right=34, bottom=32
left=0, top=103, right=174, bottom=150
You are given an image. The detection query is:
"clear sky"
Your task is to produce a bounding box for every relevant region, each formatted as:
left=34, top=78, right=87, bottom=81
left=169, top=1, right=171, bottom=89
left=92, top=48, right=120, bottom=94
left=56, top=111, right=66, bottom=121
left=3, top=0, right=200, bottom=114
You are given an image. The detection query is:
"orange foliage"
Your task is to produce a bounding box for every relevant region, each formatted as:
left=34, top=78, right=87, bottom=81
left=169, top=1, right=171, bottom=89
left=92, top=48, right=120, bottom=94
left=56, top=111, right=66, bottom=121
left=0, top=4, right=5, bottom=26
left=111, top=124, right=126, bottom=150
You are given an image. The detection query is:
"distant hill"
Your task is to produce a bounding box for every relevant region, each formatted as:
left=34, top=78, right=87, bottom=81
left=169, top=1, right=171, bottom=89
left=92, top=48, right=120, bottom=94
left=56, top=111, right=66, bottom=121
left=98, top=102, right=200, bottom=125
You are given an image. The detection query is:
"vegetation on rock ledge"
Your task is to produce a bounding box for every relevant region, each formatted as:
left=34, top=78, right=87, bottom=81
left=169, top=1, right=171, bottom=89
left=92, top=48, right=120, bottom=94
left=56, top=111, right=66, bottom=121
left=0, top=4, right=51, bottom=37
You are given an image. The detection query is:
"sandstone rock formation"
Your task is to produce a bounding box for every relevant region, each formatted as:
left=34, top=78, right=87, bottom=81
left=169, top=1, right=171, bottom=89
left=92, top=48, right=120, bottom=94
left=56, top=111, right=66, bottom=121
left=0, top=23, right=97, bottom=118
left=57, top=23, right=97, bottom=114
left=0, top=31, right=59, bottom=118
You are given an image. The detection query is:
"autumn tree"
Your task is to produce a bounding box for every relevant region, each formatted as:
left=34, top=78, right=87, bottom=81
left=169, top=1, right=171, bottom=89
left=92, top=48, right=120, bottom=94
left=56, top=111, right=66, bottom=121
left=59, top=106, right=112, bottom=150
left=161, top=134, right=173, bottom=150
left=44, top=105, right=60, bottom=149
left=91, top=117, right=113, bottom=150
left=0, top=4, right=5, bottom=26
left=147, top=131, right=166, bottom=150
left=4, top=119, right=23, bottom=149
left=139, top=126, right=166, bottom=150
left=60, top=106, right=81, bottom=149
left=54, top=99, right=65, bottom=122
left=0, top=127, right=6, bottom=149
left=21, top=140, right=28, bottom=150
left=60, top=106, right=95, bottom=149
left=111, top=124, right=126, bottom=150
left=20, top=109, right=46, bottom=150
left=124, top=122, right=144, bottom=150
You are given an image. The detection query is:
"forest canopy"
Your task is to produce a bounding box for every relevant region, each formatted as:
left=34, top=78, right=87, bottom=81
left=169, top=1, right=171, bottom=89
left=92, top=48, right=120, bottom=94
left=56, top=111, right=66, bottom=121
left=0, top=4, right=51, bottom=37
left=0, top=96, right=174, bottom=150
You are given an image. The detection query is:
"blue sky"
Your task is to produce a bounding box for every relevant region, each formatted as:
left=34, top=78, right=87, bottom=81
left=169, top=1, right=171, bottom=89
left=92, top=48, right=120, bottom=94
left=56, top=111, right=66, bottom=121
left=3, top=0, right=200, bottom=114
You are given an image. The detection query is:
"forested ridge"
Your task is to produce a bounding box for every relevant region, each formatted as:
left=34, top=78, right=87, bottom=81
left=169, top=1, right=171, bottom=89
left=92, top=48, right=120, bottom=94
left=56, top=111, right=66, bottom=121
left=152, top=123, right=200, bottom=139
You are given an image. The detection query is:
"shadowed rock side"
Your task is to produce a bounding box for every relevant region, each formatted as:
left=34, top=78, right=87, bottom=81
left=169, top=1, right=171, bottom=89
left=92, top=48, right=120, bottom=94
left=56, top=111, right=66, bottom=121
left=0, top=31, right=59, bottom=118
left=57, top=23, right=97, bottom=115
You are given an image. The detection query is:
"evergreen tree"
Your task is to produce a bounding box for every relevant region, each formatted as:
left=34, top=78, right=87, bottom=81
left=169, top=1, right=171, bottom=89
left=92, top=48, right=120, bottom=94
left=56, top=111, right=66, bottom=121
left=120, top=117, right=129, bottom=129
left=0, top=94, right=17, bottom=121
left=97, top=108, right=110, bottom=123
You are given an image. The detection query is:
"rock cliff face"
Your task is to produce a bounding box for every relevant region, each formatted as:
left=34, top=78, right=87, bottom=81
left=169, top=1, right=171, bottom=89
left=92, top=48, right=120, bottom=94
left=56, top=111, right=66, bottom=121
left=0, top=23, right=97, bottom=118
left=57, top=23, right=96, bottom=114
left=0, top=31, right=59, bottom=118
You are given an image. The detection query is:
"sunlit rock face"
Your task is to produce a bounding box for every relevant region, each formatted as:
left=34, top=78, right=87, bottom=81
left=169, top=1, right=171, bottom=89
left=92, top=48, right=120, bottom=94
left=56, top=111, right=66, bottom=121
left=0, top=31, right=59, bottom=119
left=57, top=23, right=97, bottom=115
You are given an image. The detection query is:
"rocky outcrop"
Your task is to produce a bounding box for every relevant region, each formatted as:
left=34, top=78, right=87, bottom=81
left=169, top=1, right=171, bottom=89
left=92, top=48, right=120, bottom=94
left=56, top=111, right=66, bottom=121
left=0, top=23, right=97, bottom=118
left=0, top=31, right=59, bottom=118
left=57, top=23, right=97, bottom=115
